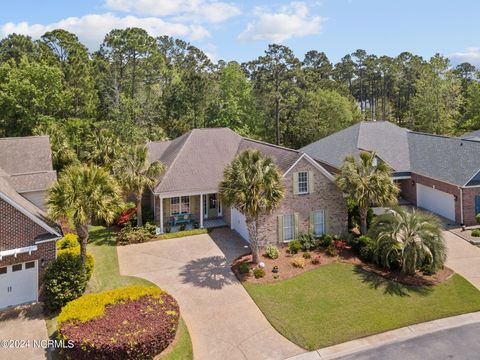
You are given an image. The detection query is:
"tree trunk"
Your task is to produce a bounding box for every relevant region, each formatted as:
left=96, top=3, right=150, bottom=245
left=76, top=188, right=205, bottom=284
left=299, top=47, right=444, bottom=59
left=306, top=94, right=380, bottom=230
left=75, top=223, right=89, bottom=267
left=275, top=97, right=280, bottom=145
left=136, top=197, right=143, bottom=227
left=246, top=218, right=260, bottom=264
left=359, top=207, right=368, bottom=235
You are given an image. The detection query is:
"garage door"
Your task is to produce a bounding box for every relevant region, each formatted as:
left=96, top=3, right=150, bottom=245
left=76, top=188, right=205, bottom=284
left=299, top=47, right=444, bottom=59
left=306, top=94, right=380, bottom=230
left=416, top=184, right=456, bottom=221
left=231, top=208, right=249, bottom=242
left=0, top=261, right=38, bottom=309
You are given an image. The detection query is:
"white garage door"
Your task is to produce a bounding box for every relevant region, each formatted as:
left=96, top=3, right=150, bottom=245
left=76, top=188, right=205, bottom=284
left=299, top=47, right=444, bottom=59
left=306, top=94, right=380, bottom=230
left=231, top=208, right=249, bottom=242
left=417, top=184, right=456, bottom=221
left=0, top=261, right=38, bottom=309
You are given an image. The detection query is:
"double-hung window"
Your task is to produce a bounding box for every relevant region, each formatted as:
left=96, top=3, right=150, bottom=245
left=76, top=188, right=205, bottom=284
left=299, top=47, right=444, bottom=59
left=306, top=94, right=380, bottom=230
left=283, top=214, right=295, bottom=241
left=312, top=210, right=325, bottom=236
left=297, top=171, right=309, bottom=194
left=170, top=196, right=190, bottom=215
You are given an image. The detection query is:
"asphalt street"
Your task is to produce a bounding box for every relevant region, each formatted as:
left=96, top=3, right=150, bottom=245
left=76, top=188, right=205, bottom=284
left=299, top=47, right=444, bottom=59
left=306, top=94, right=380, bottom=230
left=336, top=323, right=480, bottom=360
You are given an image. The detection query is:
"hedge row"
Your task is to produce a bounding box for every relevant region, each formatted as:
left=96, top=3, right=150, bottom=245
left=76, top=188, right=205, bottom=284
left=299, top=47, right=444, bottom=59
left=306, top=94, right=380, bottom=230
left=58, top=286, right=180, bottom=360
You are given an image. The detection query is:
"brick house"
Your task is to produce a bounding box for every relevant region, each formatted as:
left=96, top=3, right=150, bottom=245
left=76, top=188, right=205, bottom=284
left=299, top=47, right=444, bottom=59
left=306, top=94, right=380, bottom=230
left=145, top=128, right=348, bottom=246
left=0, top=136, right=61, bottom=309
left=301, top=121, right=480, bottom=226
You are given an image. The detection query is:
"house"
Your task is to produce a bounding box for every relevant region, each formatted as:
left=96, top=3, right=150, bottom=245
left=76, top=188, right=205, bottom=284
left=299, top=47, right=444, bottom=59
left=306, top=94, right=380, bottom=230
left=301, top=121, right=480, bottom=225
left=0, top=136, right=61, bottom=309
left=146, top=128, right=347, bottom=246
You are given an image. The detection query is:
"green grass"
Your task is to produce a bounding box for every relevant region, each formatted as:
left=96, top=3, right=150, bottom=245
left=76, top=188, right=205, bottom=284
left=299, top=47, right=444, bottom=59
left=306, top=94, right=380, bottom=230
left=46, top=226, right=193, bottom=360
left=154, top=228, right=209, bottom=241
left=161, top=318, right=193, bottom=360
left=244, top=263, right=480, bottom=350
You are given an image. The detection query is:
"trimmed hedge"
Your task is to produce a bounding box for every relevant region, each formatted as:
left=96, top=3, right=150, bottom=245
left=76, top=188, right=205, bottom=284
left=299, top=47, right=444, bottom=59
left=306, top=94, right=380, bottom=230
left=58, top=286, right=180, bottom=360
left=156, top=228, right=208, bottom=240
left=44, top=252, right=87, bottom=310
left=57, top=233, right=94, bottom=279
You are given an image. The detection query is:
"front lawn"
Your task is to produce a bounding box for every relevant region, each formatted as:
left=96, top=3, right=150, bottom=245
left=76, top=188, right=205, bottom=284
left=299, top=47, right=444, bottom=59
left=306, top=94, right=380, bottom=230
left=46, top=226, right=193, bottom=360
left=244, top=263, right=480, bottom=350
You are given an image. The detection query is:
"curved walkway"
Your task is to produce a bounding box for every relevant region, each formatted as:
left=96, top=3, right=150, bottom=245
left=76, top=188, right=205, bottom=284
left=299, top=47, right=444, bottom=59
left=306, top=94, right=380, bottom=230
left=117, top=228, right=303, bottom=360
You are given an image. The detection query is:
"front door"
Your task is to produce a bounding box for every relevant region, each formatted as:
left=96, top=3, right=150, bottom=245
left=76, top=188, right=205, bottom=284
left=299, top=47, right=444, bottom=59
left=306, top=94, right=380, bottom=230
left=208, top=194, right=218, bottom=218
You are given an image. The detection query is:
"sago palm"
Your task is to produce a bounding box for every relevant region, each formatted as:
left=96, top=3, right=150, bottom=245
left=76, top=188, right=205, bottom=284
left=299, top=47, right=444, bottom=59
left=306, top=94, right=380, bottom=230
left=48, top=164, right=122, bottom=265
left=219, top=149, right=285, bottom=264
left=336, top=151, right=399, bottom=234
left=115, top=145, right=165, bottom=227
left=371, top=207, right=446, bottom=275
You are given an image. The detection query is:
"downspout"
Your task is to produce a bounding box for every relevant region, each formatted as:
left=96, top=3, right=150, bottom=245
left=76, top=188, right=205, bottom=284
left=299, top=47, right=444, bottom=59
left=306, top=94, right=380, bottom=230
left=459, top=187, right=464, bottom=225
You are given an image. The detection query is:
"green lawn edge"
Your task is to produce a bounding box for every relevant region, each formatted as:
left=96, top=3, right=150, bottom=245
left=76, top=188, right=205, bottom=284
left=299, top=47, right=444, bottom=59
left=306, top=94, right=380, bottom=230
left=244, top=263, right=480, bottom=350
left=46, top=226, right=193, bottom=360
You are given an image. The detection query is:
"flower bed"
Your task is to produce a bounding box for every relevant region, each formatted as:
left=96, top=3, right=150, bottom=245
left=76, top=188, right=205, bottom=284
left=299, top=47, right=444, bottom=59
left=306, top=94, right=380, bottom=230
left=57, top=286, right=180, bottom=360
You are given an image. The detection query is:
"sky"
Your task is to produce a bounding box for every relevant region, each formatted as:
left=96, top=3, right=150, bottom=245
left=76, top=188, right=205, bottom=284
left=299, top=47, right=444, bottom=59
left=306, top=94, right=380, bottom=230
left=1, top=0, right=480, bottom=65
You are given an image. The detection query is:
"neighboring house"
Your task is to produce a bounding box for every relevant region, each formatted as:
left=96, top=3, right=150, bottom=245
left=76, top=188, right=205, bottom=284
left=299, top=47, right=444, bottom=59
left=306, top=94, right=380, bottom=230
left=146, top=128, right=347, bottom=246
left=301, top=121, right=480, bottom=225
left=0, top=136, right=61, bottom=309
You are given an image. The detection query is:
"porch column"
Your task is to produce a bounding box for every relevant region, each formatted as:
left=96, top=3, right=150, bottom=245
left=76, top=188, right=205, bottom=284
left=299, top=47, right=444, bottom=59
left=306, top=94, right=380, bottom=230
left=199, top=194, right=204, bottom=228
left=159, top=196, right=164, bottom=233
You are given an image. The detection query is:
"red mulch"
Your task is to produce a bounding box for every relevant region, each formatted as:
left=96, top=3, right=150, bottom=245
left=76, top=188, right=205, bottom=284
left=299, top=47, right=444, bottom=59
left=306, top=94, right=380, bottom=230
left=59, top=294, right=180, bottom=360
left=232, top=245, right=454, bottom=286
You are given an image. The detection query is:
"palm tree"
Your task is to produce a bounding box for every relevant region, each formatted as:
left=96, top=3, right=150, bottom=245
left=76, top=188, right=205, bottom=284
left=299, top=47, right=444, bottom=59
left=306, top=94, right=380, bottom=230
left=371, top=207, right=446, bottom=275
left=115, top=145, right=165, bottom=227
left=335, top=151, right=399, bottom=234
left=48, top=164, right=122, bottom=265
left=82, top=128, right=121, bottom=171
left=219, top=149, right=285, bottom=264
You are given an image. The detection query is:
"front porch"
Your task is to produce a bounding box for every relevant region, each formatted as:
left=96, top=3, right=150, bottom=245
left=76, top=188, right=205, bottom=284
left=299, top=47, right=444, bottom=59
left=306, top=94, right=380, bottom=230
left=154, top=192, right=227, bottom=234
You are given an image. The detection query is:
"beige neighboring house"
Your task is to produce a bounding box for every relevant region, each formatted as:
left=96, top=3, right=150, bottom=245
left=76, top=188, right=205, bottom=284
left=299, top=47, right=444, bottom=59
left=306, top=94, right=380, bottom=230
left=146, top=128, right=347, bottom=246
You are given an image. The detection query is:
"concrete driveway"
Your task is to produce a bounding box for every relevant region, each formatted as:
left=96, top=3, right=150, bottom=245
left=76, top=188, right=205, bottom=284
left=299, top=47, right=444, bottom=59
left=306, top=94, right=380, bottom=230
left=0, top=303, right=48, bottom=360
left=444, top=231, right=480, bottom=289
left=117, top=228, right=303, bottom=360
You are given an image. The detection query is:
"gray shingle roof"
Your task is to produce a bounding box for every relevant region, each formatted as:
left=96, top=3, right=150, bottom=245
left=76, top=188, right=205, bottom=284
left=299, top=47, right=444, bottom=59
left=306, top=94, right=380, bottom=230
left=301, top=121, right=411, bottom=172
left=301, top=120, right=480, bottom=187
left=408, top=133, right=480, bottom=186
left=0, top=136, right=56, bottom=192
left=147, top=128, right=303, bottom=194
left=462, top=129, right=480, bottom=141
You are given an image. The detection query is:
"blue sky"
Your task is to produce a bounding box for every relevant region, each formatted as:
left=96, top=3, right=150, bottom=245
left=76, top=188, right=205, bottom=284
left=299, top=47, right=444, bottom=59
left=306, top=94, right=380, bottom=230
left=1, top=0, right=479, bottom=65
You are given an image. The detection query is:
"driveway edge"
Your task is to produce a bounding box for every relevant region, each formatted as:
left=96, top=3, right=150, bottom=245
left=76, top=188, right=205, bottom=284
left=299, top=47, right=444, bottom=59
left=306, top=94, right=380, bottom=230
left=285, top=311, right=480, bottom=360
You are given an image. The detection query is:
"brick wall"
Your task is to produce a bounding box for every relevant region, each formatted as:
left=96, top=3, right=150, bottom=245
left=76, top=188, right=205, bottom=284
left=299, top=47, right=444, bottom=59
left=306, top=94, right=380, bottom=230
left=397, top=178, right=416, bottom=204
left=461, top=187, right=480, bottom=225
left=0, top=198, right=57, bottom=293
left=256, top=158, right=348, bottom=247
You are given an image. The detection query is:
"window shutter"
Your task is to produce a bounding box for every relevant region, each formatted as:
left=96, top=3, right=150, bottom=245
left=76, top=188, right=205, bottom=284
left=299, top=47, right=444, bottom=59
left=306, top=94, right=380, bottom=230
left=294, top=213, right=299, bottom=239
left=293, top=172, right=299, bottom=195
left=309, top=211, right=314, bottom=233
left=277, top=215, right=284, bottom=242
left=308, top=171, right=314, bottom=194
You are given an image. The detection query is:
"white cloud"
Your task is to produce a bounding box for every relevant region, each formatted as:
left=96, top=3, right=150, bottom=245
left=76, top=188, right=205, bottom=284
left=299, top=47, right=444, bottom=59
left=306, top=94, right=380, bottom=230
left=450, top=47, right=480, bottom=66
left=105, top=0, right=241, bottom=23
left=238, top=2, right=324, bottom=43
left=0, top=13, right=210, bottom=50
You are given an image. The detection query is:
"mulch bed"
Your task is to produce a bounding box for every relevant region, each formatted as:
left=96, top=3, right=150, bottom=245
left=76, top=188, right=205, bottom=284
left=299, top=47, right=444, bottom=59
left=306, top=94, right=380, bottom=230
left=232, top=245, right=454, bottom=287
left=60, top=294, right=180, bottom=360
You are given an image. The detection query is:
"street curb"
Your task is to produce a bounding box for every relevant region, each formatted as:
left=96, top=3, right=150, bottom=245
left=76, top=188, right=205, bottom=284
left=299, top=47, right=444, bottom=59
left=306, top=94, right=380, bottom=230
left=285, top=311, right=480, bottom=360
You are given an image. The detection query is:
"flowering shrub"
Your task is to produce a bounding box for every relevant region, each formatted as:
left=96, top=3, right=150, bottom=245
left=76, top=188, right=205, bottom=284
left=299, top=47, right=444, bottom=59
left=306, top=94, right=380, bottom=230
left=58, top=286, right=179, bottom=360
left=264, top=244, right=279, bottom=259
left=334, top=240, right=348, bottom=251
left=116, top=207, right=137, bottom=226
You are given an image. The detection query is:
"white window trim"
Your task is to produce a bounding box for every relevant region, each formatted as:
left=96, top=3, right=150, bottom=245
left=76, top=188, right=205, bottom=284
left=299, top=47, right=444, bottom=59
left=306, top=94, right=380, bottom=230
left=283, top=214, right=295, bottom=242
left=313, top=210, right=325, bottom=236
left=298, top=171, right=309, bottom=195
left=170, top=196, right=190, bottom=215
